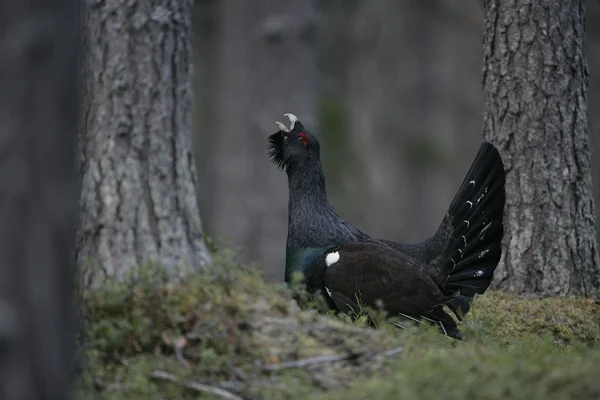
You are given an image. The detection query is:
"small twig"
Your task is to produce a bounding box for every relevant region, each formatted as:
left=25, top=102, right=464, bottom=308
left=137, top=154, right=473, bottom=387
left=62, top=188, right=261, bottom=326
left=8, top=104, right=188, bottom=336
left=151, top=370, right=243, bottom=400
left=173, top=345, right=190, bottom=369
left=105, top=367, right=126, bottom=391
left=382, top=345, right=405, bottom=357
left=263, top=353, right=353, bottom=372
left=263, top=344, right=405, bottom=372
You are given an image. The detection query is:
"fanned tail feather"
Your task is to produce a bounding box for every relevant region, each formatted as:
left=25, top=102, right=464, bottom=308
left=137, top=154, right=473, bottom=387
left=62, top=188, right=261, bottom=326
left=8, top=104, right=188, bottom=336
left=441, top=142, right=505, bottom=320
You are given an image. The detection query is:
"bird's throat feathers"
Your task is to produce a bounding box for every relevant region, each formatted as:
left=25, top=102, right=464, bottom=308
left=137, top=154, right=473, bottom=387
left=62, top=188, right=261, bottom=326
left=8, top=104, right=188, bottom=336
left=287, top=163, right=327, bottom=202
left=286, top=165, right=336, bottom=249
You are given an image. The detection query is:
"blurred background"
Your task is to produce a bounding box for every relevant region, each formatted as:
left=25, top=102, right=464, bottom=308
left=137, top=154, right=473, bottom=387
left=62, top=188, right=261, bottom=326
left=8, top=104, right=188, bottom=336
left=191, top=0, right=600, bottom=280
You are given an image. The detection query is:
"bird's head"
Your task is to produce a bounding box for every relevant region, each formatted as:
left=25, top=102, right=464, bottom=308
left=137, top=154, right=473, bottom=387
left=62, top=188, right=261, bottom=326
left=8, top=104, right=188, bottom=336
left=268, top=113, right=321, bottom=172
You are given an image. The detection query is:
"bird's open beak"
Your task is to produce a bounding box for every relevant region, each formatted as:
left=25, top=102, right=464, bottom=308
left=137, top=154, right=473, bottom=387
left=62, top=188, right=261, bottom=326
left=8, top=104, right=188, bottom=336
left=275, top=113, right=298, bottom=138
left=284, top=113, right=298, bottom=131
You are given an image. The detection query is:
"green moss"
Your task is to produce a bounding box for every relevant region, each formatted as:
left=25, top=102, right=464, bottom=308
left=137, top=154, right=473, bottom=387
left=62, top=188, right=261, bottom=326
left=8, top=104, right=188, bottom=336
left=79, top=250, right=600, bottom=399
left=466, top=291, right=600, bottom=345
left=321, top=340, right=600, bottom=400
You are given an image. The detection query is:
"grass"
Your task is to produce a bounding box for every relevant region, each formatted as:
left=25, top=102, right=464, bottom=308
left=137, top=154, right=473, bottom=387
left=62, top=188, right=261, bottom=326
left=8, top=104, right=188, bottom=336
left=78, top=248, right=600, bottom=399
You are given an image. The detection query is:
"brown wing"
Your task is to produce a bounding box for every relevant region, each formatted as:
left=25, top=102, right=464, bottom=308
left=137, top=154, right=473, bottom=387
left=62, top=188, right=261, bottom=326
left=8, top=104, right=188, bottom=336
left=323, top=241, right=445, bottom=317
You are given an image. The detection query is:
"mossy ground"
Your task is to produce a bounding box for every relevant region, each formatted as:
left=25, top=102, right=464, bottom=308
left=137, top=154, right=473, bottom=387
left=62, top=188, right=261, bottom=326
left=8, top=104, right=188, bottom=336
left=78, top=249, right=600, bottom=399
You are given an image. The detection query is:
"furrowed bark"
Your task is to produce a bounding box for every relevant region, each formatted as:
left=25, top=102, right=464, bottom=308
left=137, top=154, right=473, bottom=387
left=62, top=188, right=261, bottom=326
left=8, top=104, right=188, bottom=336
left=79, top=0, right=210, bottom=286
left=482, top=0, right=599, bottom=294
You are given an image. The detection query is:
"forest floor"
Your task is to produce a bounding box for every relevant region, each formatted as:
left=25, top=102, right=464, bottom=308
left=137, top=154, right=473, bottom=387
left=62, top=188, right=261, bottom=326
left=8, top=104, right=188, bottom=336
left=79, top=247, right=600, bottom=400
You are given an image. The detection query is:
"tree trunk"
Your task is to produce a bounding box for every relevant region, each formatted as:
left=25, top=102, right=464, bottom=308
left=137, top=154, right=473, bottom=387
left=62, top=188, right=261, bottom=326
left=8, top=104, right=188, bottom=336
left=0, top=1, right=79, bottom=398
left=200, top=0, right=317, bottom=280
left=482, top=0, right=599, bottom=295
left=78, top=0, right=210, bottom=287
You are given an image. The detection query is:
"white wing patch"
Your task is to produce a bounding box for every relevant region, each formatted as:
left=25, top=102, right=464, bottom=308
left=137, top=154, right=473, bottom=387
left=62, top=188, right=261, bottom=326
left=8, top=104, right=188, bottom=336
left=325, top=251, right=340, bottom=267
left=325, top=287, right=333, bottom=297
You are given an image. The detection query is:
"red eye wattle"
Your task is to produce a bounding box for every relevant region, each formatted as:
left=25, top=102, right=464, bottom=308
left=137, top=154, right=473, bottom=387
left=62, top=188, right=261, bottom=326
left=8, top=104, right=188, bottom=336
left=299, top=132, right=308, bottom=147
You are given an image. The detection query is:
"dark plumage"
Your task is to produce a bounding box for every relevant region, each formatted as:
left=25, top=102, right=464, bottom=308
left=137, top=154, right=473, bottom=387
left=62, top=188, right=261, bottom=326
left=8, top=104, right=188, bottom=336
left=268, top=114, right=505, bottom=339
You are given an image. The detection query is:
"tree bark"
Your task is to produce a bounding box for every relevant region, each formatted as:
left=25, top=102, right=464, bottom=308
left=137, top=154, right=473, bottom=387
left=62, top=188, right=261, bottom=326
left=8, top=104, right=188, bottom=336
left=0, top=1, right=79, bottom=398
left=79, top=0, right=210, bottom=287
left=482, top=0, right=599, bottom=294
left=200, top=0, right=317, bottom=280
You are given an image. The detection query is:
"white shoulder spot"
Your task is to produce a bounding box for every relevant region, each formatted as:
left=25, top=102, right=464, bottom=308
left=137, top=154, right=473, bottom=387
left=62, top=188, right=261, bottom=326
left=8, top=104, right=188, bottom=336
left=325, top=287, right=333, bottom=297
left=325, top=251, right=340, bottom=267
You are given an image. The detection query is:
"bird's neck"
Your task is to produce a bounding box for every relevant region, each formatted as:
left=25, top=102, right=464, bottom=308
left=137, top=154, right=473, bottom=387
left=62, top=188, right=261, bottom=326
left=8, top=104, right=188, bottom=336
left=287, top=163, right=330, bottom=209
left=285, top=163, right=337, bottom=246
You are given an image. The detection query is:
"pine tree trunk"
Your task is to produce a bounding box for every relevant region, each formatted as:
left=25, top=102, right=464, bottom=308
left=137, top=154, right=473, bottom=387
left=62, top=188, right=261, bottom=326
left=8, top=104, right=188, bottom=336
left=0, top=1, right=79, bottom=398
left=482, top=0, right=600, bottom=294
left=78, top=0, right=210, bottom=287
left=201, top=0, right=317, bottom=280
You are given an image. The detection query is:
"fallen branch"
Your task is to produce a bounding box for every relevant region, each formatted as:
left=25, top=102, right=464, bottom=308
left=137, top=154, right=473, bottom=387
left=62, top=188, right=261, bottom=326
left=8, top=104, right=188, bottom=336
left=151, top=370, right=243, bottom=400
left=263, top=345, right=405, bottom=372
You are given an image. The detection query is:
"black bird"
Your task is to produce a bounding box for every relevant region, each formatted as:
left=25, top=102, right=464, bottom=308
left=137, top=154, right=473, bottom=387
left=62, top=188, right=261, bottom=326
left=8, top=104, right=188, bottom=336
left=269, top=113, right=505, bottom=338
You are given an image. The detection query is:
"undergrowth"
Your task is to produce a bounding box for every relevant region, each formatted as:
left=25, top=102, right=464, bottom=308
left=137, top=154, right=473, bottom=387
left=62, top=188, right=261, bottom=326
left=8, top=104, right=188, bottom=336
left=78, top=248, right=600, bottom=400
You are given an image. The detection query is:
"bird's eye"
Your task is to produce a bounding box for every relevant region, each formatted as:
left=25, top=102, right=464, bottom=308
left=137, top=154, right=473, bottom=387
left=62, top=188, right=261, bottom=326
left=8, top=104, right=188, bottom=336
left=298, top=132, right=308, bottom=143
